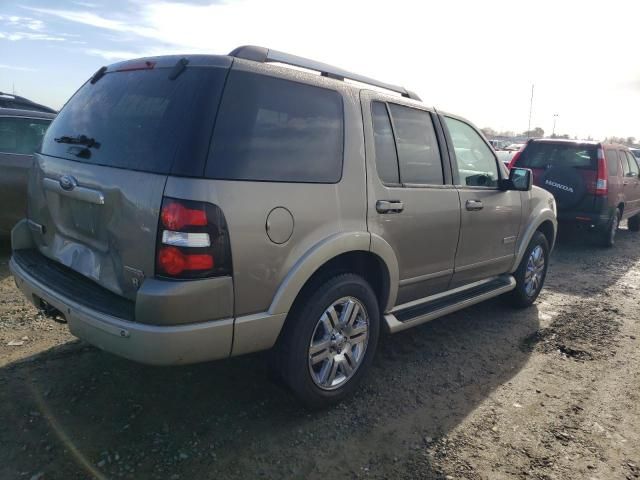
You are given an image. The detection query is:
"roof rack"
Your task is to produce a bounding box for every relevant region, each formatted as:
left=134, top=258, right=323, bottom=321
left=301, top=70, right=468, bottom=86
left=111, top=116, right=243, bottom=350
left=228, top=45, right=421, bottom=101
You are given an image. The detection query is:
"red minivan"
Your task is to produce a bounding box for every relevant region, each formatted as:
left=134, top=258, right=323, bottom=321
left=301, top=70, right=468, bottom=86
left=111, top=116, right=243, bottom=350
left=510, top=139, right=640, bottom=247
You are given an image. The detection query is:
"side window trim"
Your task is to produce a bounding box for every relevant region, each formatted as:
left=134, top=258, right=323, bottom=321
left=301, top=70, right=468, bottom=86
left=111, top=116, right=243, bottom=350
left=380, top=101, right=402, bottom=187
left=441, top=114, right=503, bottom=189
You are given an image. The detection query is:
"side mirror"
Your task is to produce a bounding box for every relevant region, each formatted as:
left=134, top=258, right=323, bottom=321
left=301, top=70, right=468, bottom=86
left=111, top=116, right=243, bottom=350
left=501, top=167, right=532, bottom=191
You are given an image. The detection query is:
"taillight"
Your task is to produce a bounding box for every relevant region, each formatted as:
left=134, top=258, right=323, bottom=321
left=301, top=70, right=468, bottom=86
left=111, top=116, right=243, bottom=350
left=156, top=197, right=231, bottom=279
left=508, top=147, right=524, bottom=169
left=595, top=147, right=608, bottom=196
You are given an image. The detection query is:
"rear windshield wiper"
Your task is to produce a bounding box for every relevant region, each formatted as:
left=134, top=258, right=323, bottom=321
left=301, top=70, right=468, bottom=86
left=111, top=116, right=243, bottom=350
left=54, top=134, right=101, bottom=149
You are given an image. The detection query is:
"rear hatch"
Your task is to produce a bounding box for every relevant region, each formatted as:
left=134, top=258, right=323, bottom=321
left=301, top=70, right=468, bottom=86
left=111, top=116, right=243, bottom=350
left=28, top=55, right=230, bottom=300
left=514, top=141, right=599, bottom=212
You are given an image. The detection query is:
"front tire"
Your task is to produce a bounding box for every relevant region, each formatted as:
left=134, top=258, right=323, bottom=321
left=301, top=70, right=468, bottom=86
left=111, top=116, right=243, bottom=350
left=628, top=214, right=640, bottom=232
left=276, top=273, right=380, bottom=409
left=507, top=231, right=549, bottom=308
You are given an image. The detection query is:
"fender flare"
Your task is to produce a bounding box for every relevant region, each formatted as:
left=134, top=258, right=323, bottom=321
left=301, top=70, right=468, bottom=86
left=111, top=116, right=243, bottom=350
left=268, top=231, right=399, bottom=315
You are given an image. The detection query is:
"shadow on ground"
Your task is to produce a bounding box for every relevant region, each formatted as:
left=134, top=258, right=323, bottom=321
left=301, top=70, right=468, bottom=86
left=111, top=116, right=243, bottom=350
left=4, top=225, right=638, bottom=479
left=0, top=297, right=540, bottom=480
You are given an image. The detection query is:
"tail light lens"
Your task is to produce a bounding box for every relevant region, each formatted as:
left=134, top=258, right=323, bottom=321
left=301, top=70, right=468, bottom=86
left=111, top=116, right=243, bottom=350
left=508, top=148, right=524, bottom=169
left=595, top=147, right=608, bottom=196
left=587, top=148, right=609, bottom=196
left=156, top=197, right=232, bottom=279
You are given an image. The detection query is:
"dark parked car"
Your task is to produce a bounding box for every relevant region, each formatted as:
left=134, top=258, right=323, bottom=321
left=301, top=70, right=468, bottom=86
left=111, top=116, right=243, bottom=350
left=0, top=92, right=56, bottom=114
left=0, top=108, right=55, bottom=235
left=510, top=139, right=640, bottom=246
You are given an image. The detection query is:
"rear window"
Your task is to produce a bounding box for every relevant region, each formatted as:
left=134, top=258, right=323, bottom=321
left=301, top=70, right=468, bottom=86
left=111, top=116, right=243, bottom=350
left=517, top=142, right=597, bottom=169
left=206, top=71, right=343, bottom=183
left=41, top=66, right=228, bottom=175
left=0, top=116, right=50, bottom=154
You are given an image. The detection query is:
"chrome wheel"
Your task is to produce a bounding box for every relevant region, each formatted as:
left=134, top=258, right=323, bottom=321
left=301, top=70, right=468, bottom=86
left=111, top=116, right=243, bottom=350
left=524, top=245, right=545, bottom=297
left=308, top=296, right=369, bottom=391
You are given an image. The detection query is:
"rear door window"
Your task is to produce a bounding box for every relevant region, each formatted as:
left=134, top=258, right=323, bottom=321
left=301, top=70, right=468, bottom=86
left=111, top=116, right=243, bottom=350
left=625, top=151, right=639, bottom=176
left=605, top=149, right=620, bottom=176
left=206, top=71, right=344, bottom=183
left=371, top=102, right=400, bottom=185
left=387, top=104, right=443, bottom=185
left=444, top=116, right=499, bottom=187
left=0, top=116, right=51, bottom=155
left=41, top=66, right=228, bottom=175
left=517, top=143, right=597, bottom=170
left=621, top=151, right=631, bottom=176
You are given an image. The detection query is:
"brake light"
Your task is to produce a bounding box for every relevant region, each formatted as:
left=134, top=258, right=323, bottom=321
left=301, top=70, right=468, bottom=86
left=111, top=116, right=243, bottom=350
left=116, top=60, right=156, bottom=72
left=508, top=148, right=524, bottom=169
left=161, top=201, right=207, bottom=230
left=156, top=197, right=231, bottom=279
left=595, top=147, right=608, bottom=196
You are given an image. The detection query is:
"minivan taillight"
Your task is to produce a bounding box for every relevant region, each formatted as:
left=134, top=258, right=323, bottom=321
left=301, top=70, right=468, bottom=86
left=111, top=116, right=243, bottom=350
left=595, top=147, right=608, bottom=196
left=156, top=197, right=232, bottom=279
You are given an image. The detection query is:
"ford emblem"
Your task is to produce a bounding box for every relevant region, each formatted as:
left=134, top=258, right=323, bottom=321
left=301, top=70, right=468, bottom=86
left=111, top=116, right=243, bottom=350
left=59, top=175, right=78, bottom=191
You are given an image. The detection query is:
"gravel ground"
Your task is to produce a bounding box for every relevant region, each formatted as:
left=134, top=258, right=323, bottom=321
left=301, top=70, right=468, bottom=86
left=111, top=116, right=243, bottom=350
left=0, top=226, right=639, bottom=480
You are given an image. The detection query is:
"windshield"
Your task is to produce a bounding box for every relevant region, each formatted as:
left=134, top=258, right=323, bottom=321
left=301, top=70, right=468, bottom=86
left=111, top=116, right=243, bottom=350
left=41, top=66, right=228, bottom=176
left=517, top=142, right=597, bottom=170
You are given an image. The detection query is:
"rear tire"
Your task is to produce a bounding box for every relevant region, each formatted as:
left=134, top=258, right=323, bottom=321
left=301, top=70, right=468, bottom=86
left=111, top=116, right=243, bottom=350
left=628, top=214, right=640, bottom=232
left=275, top=273, right=380, bottom=409
left=600, top=208, right=620, bottom=248
left=507, top=231, right=549, bottom=308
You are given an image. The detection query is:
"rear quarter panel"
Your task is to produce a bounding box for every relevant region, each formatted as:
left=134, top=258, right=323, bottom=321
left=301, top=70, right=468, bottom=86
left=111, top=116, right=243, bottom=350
left=164, top=64, right=367, bottom=317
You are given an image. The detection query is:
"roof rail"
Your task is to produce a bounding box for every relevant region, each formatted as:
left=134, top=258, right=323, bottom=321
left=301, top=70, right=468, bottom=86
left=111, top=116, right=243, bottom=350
left=228, top=45, right=421, bottom=101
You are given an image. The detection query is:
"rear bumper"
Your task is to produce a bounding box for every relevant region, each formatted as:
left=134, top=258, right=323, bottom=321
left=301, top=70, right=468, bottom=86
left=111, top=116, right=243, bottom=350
left=10, top=254, right=234, bottom=365
left=557, top=210, right=611, bottom=229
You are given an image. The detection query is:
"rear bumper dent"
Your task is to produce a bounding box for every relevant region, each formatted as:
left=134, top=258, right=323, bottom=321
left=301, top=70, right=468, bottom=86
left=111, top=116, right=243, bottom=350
left=10, top=256, right=234, bottom=365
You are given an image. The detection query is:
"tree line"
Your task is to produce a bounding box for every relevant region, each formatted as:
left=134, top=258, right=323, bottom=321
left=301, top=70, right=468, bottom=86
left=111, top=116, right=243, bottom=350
left=481, top=127, right=637, bottom=146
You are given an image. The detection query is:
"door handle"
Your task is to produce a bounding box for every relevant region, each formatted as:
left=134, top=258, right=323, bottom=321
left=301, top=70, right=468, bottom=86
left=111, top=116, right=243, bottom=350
left=376, top=200, right=404, bottom=214
left=466, top=199, right=484, bottom=211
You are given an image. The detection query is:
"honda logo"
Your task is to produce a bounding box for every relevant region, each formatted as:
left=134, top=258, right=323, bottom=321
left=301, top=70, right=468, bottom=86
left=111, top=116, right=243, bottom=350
left=59, top=175, right=78, bottom=191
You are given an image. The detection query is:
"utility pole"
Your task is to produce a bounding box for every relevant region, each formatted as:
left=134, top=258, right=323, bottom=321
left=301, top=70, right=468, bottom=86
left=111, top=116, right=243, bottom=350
left=552, top=113, right=559, bottom=137
left=527, top=84, right=534, bottom=138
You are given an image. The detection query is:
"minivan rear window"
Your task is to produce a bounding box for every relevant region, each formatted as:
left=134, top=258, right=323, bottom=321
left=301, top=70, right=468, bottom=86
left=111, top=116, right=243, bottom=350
left=206, top=71, right=344, bottom=183
left=0, top=116, right=51, bottom=154
left=41, top=67, right=228, bottom=175
left=517, top=142, right=597, bottom=170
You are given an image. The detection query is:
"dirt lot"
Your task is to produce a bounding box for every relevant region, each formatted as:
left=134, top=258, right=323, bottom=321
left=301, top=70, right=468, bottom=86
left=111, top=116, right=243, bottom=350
left=1, top=225, right=639, bottom=480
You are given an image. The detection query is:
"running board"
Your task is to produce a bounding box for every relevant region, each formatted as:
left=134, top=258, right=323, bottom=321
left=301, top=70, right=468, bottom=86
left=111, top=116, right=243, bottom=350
left=384, top=275, right=516, bottom=333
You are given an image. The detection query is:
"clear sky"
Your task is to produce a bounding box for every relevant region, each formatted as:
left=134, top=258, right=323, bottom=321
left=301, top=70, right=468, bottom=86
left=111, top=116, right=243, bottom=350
left=1, top=0, right=639, bottom=140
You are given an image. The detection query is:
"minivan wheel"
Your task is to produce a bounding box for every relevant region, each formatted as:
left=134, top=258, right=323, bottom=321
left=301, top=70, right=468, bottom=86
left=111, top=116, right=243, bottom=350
left=276, top=273, right=380, bottom=409
left=507, top=231, right=549, bottom=308
left=600, top=208, right=620, bottom=248
left=628, top=214, right=640, bottom=232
